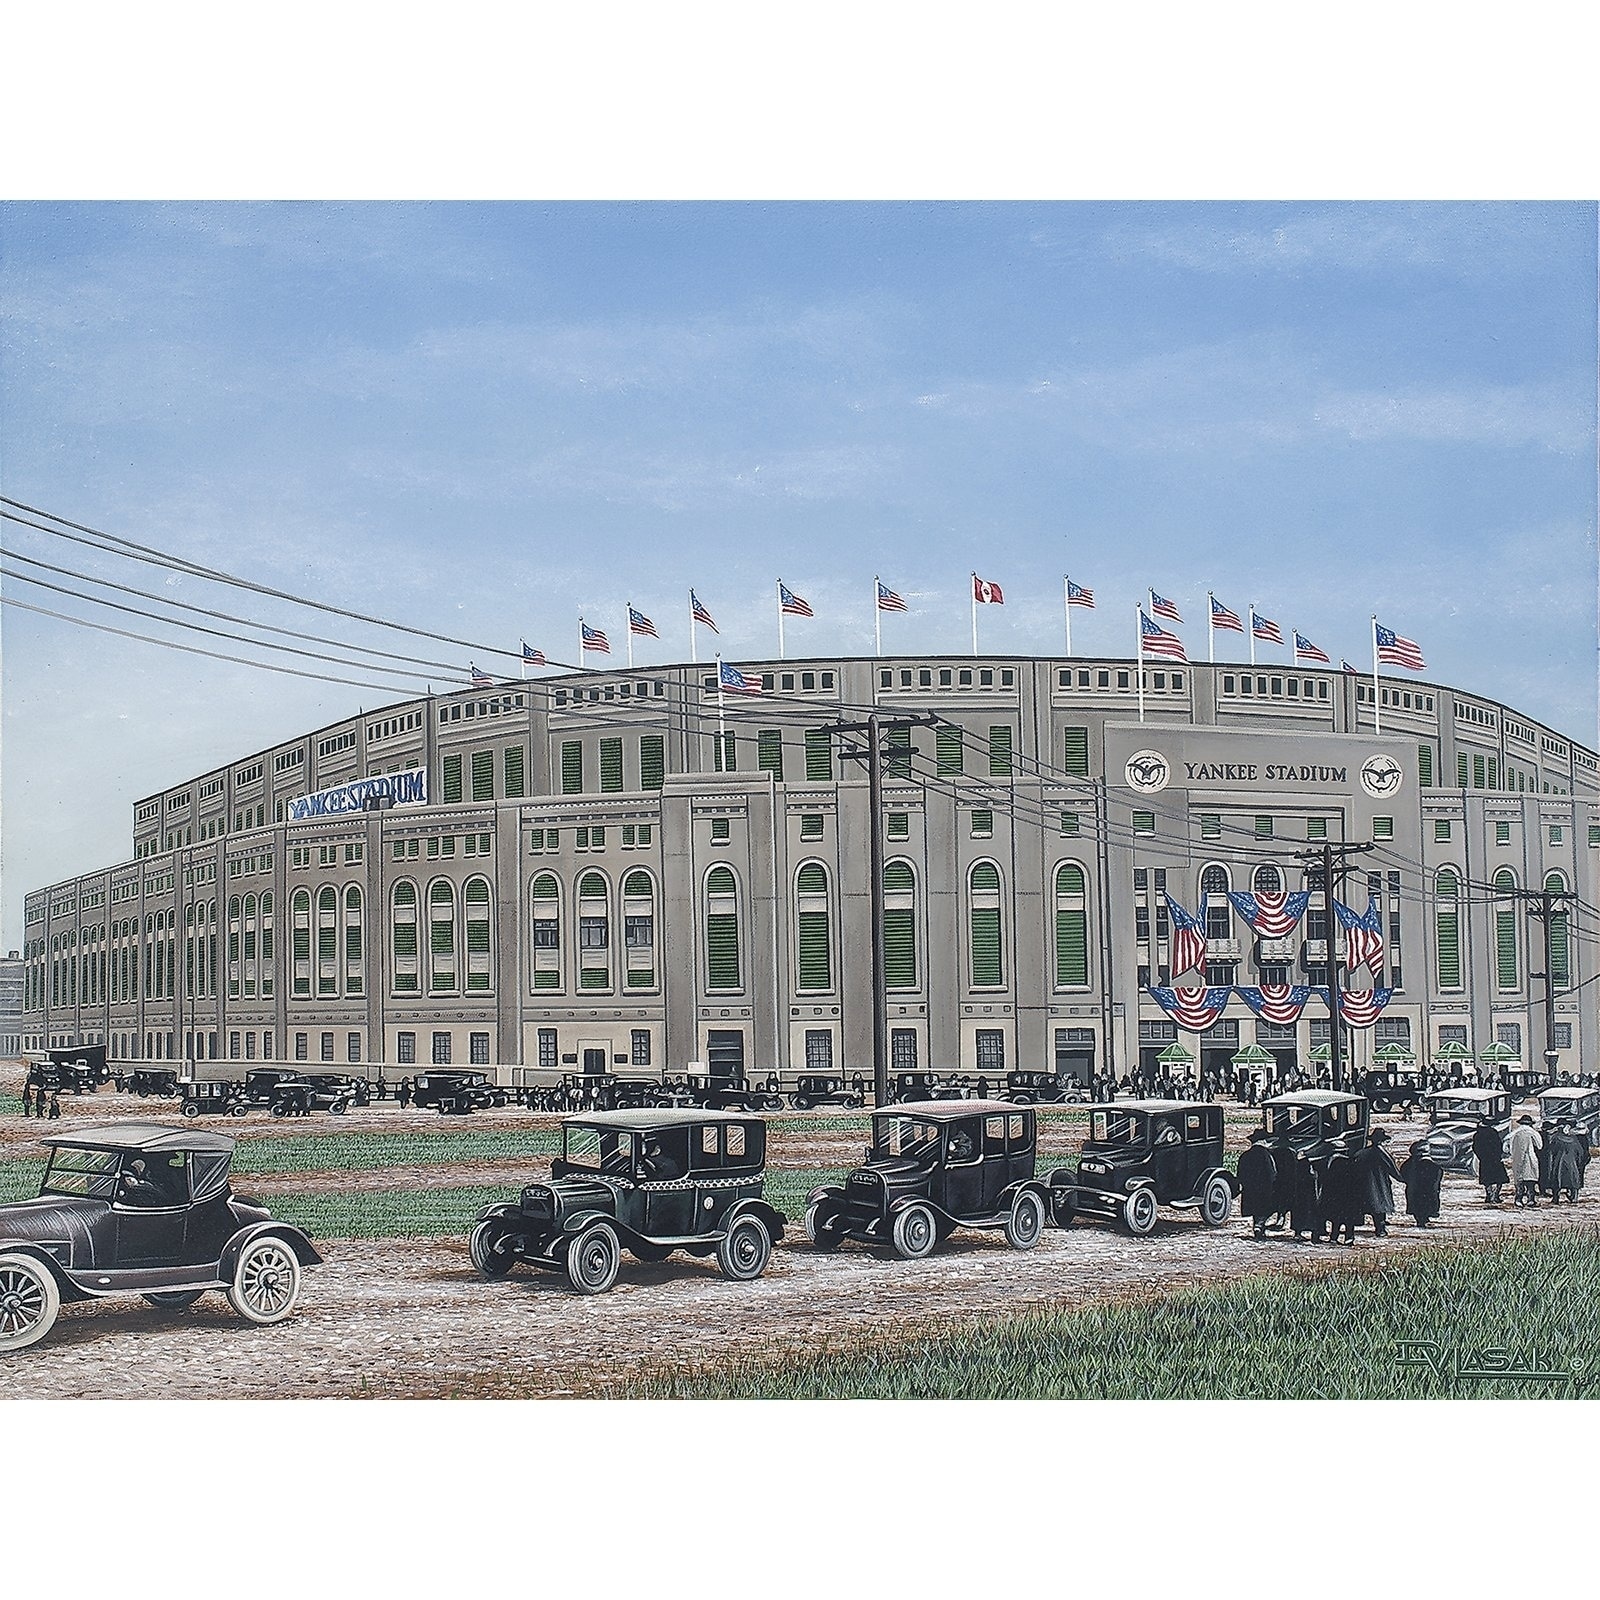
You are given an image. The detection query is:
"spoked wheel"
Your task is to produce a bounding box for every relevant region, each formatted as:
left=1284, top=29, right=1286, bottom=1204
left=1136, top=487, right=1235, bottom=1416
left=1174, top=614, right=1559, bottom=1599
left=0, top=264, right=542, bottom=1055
left=0, top=1255, right=60, bottom=1352
left=717, top=1215, right=772, bottom=1281
left=891, top=1202, right=938, bottom=1260
left=227, top=1237, right=303, bottom=1324
left=804, top=1201, right=844, bottom=1252
left=1121, top=1187, right=1159, bottom=1236
left=565, top=1222, right=621, bottom=1295
left=470, top=1221, right=519, bottom=1278
left=143, top=1289, right=206, bottom=1311
left=1200, top=1174, right=1234, bottom=1227
left=1004, top=1189, right=1045, bottom=1250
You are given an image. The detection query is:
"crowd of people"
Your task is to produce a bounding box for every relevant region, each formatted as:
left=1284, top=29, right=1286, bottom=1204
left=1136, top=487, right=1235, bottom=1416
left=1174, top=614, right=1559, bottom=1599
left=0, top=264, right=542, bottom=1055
left=1469, top=1112, right=1590, bottom=1206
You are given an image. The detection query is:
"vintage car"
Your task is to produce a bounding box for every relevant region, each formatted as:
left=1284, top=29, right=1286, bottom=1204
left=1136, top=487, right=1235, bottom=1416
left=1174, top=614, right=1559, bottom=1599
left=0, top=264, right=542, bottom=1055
left=790, top=1074, right=865, bottom=1111
left=1503, top=1068, right=1555, bottom=1100
left=1004, top=1070, right=1089, bottom=1106
left=1359, top=1067, right=1428, bottom=1114
left=122, top=1068, right=181, bottom=1099
left=1421, top=1087, right=1513, bottom=1172
left=469, top=1110, right=785, bottom=1294
left=677, top=1075, right=786, bottom=1113
left=0, top=1123, right=321, bottom=1351
left=179, top=1080, right=249, bottom=1118
left=304, top=1073, right=369, bottom=1109
left=1257, top=1090, right=1372, bottom=1211
left=1046, top=1101, right=1237, bottom=1235
left=26, top=1047, right=113, bottom=1096
left=1537, top=1086, right=1600, bottom=1147
left=804, top=1101, right=1049, bottom=1259
left=239, top=1067, right=305, bottom=1106
left=884, top=1071, right=969, bottom=1105
left=412, top=1070, right=507, bottom=1114
left=266, top=1077, right=357, bottom=1117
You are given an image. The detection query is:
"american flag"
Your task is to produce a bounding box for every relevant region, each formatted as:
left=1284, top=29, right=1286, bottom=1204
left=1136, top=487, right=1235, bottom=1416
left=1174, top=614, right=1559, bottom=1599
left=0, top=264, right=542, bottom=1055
left=876, top=580, right=907, bottom=613
left=1250, top=608, right=1283, bottom=645
left=469, top=663, right=493, bottom=687
left=520, top=640, right=546, bottom=666
left=1150, top=590, right=1183, bottom=624
left=778, top=581, right=813, bottom=618
left=1165, top=893, right=1208, bottom=980
left=1209, top=595, right=1244, bottom=632
left=689, top=590, right=719, bottom=633
left=1294, top=631, right=1331, bottom=665
left=1139, top=608, right=1187, bottom=662
left=1334, top=895, right=1385, bottom=974
left=580, top=622, right=611, bottom=654
left=1375, top=622, right=1425, bottom=671
left=628, top=606, right=658, bottom=639
left=972, top=574, right=1004, bottom=605
left=1341, top=660, right=1362, bottom=675
left=1066, top=578, right=1095, bottom=608
left=717, top=658, right=763, bottom=696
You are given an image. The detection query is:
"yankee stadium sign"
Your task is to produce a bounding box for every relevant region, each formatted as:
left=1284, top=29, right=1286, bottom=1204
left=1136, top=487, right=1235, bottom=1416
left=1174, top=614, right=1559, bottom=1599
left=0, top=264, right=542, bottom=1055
left=285, top=768, right=428, bottom=821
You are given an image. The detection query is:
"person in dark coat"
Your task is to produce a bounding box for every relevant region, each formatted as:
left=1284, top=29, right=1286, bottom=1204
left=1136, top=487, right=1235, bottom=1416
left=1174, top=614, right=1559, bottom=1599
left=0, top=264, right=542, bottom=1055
left=1547, top=1121, right=1586, bottom=1202
left=1471, top=1115, right=1507, bottom=1204
left=397, top=1077, right=413, bottom=1109
left=20, top=1084, right=33, bottom=1118
left=48, top=1092, right=61, bottom=1120
left=1289, top=1140, right=1329, bottom=1243
left=1352, top=1127, right=1402, bottom=1236
left=1398, top=1140, right=1443, bottom=1227
left=1237, top=1130, right=1278, bottom=1239
left=1321, top=1139, right=1359, bottom=1244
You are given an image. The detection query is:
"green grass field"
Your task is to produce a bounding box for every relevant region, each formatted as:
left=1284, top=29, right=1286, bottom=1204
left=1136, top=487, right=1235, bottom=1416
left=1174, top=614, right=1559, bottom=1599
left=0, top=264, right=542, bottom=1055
left=618, top=1227, right=1600, bottom=1400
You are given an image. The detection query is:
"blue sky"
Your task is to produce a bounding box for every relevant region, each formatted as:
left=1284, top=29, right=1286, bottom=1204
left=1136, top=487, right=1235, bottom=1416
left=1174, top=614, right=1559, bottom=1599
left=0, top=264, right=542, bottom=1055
left=1, top=200, right=1595, bottom=947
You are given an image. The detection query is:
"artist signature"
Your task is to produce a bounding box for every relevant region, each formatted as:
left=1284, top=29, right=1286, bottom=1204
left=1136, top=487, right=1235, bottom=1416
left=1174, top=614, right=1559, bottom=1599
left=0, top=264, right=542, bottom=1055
left=1393, top=1340, right=1588, bottom=1391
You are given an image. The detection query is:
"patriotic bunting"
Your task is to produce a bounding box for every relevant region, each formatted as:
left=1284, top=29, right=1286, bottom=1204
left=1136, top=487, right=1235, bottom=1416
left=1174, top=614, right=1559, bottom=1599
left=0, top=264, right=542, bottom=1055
left=1146, top=985, right=1232, bottom=1031
left=1312, top=986, right=1395, bottom=1029
left=1334, top=896, right=1385, bottom=974
left=1234, top=983, right=1313, bottom=1025
left=1225, top=888, right=1311, bottom=937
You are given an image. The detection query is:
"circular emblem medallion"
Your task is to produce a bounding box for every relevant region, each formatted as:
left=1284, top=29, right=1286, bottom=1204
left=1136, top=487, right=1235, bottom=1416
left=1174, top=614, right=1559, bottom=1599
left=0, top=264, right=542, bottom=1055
left=1360, top=754, right=1404, bottom=798
left=1124, top=750, right=1170, bottom=794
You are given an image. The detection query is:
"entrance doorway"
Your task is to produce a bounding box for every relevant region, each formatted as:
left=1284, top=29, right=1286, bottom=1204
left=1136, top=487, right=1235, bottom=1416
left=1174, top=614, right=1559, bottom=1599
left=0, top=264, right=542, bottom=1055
left=706, top=1029, right=745, bottom=1081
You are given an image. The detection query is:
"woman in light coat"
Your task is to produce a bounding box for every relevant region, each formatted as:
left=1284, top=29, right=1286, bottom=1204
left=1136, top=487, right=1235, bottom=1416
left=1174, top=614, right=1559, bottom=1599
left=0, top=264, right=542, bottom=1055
left=1509, top=1115, right=1543, bottom=1206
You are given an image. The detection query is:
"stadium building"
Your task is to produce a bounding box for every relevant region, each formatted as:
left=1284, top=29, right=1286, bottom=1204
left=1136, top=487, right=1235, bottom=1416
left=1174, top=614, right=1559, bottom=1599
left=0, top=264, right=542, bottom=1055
left=19, top=654, right=1598, bottom=1087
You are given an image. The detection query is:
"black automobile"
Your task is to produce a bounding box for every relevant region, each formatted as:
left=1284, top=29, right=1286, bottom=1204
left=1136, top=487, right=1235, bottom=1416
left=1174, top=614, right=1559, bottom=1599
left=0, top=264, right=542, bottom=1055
left=1537, top=1087, right=1600, bottom=1147
left=304, top=1073, right=368, bottom=1110
left=1504, top=1068, right=1556, bottom=1100
left=790, top=1074, right=865, bottom=1111
left=678, top=1075, right=786, bottom=1114
left=1359, top=1068, right=1428, bottom=1114
left=1004, top=1070, right=1088, bottom=1106
left=241, top=1068, right=305, bottom=1106
left=0, top=1123, right=321, bottom=1351
left=1421, top=1088, right=1513, bottom=1172
left=123, top=1068, right=181, bottom=1099
left=28, top=1047, right=113, bottom=1096
left=412, top=1070, right=507, bottom=1114
left=180, top=1080, right=249, bottom=1119
left=1046, top=1101, right=1237, bottom=1235
left=885, top=1071, right=968, bottom=1105
left=1258, top=1090, right=1372, bottom=1212
left=805, top=1101, right=1049, bottom=1259
left=469, top=1110, right=786, bottom=1294
left=267, top=1078, right=354, bottom=1117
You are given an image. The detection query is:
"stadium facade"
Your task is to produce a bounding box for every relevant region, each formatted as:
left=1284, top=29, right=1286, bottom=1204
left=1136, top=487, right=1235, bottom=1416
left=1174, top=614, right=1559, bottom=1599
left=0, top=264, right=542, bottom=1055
left=18, top=654, right=1598, bottom=1086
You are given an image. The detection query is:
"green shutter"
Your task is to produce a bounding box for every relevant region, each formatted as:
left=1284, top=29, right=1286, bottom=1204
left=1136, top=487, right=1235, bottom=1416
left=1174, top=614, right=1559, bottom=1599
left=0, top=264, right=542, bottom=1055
left=970, top=861, right=1000, bottom=891
left=887, top=725, right=911, bottom=778
left=1373, top=816, right=1393, bottom=839
left=715, top=732, right=736, bottom=772
left=600, top=738, right=623, bottom=793
left=799, top=815, right=823, bottom=841
left=1435, top=820, right=1451, bottom=842
left=1063, top=726, right=1089, bottom=777
left=1550, top=912, right=1570, bottom=988
left=1457, top=753, right=1469, bottom=787
left=471, top=749, right=494, bottom=802
left=1307, top=818, right=1327, bottom=840
left=805, top=729, right=833, bottom=782
left=798, top=911, right=831, bottom=990
left=970, top=809, right=993, bottom=837
left=1060, top=812, right=1080, bottom=836
left=1473, top=754, right=1485, bottom=789
left=758, top=729, right=784, bottom=778
left=1056, top=910, right=1088, bottom=987
left=1418, top=744, right=1434, bottom=788
left=970, top=907, right=1002, bottom=986
left=1496, top=910, right=1518, bottom=989
left=706, top=913, right=740, bottom=990
left=442, top=754, right=462, bottom=804
left=561, top=742, right=583, bottom=794
left=503, top=745, right=525, bottom=798
left=1133, top=811, right=1155, bottom=834
left=1200, top=813, right=1221, bottom=839
left=1436, top=909, right=1460, bottom=989
left=887, top=812, right=909, bottom=840
left=988, top=725, right=1013, bottom=776
left=639, top=735, right=665, bottom=790
left=937, top=727, right=964, bottom=775
left=883, top=909, right=917, bottom=989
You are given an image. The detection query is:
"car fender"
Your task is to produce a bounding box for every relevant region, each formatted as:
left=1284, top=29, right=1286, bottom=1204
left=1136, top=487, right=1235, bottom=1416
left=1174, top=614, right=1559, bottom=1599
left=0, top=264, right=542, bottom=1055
left=805, top=1183, right=844, bottom=1209
left=1200, top=1166, right=1240, bottom=1196
left=559, top=1208, right=622, bottom=1238
left=219, top=1220, right=324, bottom=1276
left=0, top=1242, right=89, bottom=1301
left=886, top=1192, right=955, bottom=1228
left=474, top=1201, right=524, bottom=1226
left=998, top=1178, right=1051, bottom=1208
left=725, top=1196, right=786, bottom=1243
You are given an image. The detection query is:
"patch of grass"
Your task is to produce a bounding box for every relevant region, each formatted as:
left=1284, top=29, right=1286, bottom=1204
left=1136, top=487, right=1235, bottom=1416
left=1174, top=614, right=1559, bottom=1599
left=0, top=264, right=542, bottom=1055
left=267, top=1185, right=514, bottom=1240
left=230, top=1128, right=559, bottom=1175
left=618, top=1227, right=1600, bottom=1400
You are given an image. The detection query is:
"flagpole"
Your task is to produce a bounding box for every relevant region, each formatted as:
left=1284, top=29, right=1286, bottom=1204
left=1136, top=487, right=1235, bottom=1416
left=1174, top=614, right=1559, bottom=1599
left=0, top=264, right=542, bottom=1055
left=971, top=573, right=979, bottom=656
left=1207, top=591, right=1215, bottom=664
left=777, top=581, right=785, bottom=661
left=715, top=653, right=727, bottom=772
left=578, top=615, right=583, bottom=667
left=1249, top=606, right=1257, bottom=668
left=1136, top=604, right=1146, bottom=725
left=1371, top=615, right=1382, bottom=736
left=874, top=577, right=882, bottom=658
left=626, top=604, right=635, bottom=670
left=1063, top=577, right=1072, bottom=657
left=689, top=593, right=697, bottom=665
left=520, top=642, right=527, bottom=682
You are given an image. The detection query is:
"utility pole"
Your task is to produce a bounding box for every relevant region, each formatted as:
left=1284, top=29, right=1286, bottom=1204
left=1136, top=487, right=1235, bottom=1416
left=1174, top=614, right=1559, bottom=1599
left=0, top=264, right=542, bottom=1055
left=1492, top=882, right=1575, bottom=1085
left=828, top=712, right=940, bottom=1107
left=1292, top=840, right=1376, bottom=1093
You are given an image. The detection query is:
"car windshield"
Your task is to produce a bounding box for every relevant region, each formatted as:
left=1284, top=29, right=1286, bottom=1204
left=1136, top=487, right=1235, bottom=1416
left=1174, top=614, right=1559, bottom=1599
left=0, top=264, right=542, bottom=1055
left=1265, top=1106, right=1324, bottom=1140
left=1432, top=1096, right=1485, bottom=1118
left=564, top=1125, right=636, bottom=1176
left=874, top=1116, right=942, bottom=1160
left=40, top=1146, right=121, bottom=1200
left=1089, top=1110, right=1148, bottom=1147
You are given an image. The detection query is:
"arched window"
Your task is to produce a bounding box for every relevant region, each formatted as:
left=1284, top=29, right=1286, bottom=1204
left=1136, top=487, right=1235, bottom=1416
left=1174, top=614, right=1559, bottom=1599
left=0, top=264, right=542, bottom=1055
left=622, top=870, right=656, bottom=990
left=969, top=861, right=1004, bottom=988
left=705, top=866, right=741, bottom=991
left=1201, top=864, right=1232, bottom=940
left=257, top=894, right=271, bottom=997
left=795, top=862, right=832, bottom=992
left=164, top=911, right=176, bottom=1000
left=1493, top=869, right=1519, bottom=990
left=185, top=904, right=197, bottom=999
left=1435, top=869, right=1462, bottom=990
left=464, top=877, right=492, bottom=993
left=883, top=860, right=918, bottom=990
left=317, top=885, right=339, bottom=996
left=1055, top=862, right=1089, bottom=988
left=344, top=885, right=364, bottom=996
left=530, top=873, right=561, bottom=991
left=1546, top=871, right=1571, bottom=989
left=391, top=881, right=419, bottom=993
left=291, top=889, right=312, bottom=998
left=428, top=880, right=458, bottom=993
left=243, top=892, right=259, bottom=997
left=577, top=871, right=611, bottom=991
left=1253, top=864, right=1281, bottom=894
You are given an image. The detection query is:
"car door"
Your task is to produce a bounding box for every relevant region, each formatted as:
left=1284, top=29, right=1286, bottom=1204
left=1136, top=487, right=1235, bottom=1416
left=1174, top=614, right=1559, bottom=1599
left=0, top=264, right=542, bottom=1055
left=939, top=1115, right=986, bottom=1214
left=113, top=1152, right=191, bottom=1266
left=1150, top=1114, right=1186, bottom=1199
left=641, top=1126, right=697, bottom=1237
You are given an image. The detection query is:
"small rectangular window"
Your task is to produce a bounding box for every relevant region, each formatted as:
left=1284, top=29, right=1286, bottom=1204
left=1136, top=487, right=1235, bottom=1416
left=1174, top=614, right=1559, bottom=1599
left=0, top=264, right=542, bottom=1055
left=887, top=812, right=909, bottom=840
left=1436, top=820, right=1452, bottom=842
left=1373, top=816, right=1394, bottom=840
left=970, top=809, right=993, bottom=839
left=711, top=818, right=731, bottom=844
left=1200, top=814, right=1221, bottom=840
left=1255, top=815, right=1273, bottom=838
left=799, top=814, right=824, bottom=841
left=1059, top=811, right=1079, bottom=836
left=1133, top=811, right=1155, bottom=835
left=1307, top=818, right=1327, bottom=840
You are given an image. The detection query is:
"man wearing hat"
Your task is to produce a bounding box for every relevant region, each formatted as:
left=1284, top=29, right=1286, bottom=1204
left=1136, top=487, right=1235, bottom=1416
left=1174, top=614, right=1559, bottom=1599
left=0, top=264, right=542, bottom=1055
left=1237, top=1128, right=1278, bottom=1240
left=1509, top=1114, right=1543, bottom=1206
left=1352, top=1127, right=1403, bottom=1237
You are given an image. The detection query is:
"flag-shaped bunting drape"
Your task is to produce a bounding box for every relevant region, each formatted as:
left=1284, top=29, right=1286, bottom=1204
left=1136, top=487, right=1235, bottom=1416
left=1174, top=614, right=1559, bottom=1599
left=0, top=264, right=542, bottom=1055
left=876, top=580, right=908, bottom=612
left=1066, top=578, right=1095, bottom=608
left=717, top=658, right=763, bottom=696
left=1311, top=986, right=1395, bottom=1029
left=690, top=591, right=719, bottom=633
left=521, top=640, right=546, bottom=666
left=1234, top=983, right=1313, bottom=1025
left=628, top=606, right=658, bottom=638
left=778, top=582, right=813, bottom=618
left=1250, top=608, right=1283, bottom=645
left=1139, top=608, right=1187, bottom=661
left=972, top=574, right=1004, bottom=604
left=1209, top=595, right=1244, bottom=632
left=1165, top=893, right=1208, bottom=979
left=1334, top=896, right=1385, bottom=974
left=1375, top=622, right=1425, bottom=670
left=1146, top=985, right=1231, bottom=1032
left=1294, top=632, right=1330, bottom=664
left=1226, top=888, right=1311, bottom=937
left=580, top=623, right=611, bottom=654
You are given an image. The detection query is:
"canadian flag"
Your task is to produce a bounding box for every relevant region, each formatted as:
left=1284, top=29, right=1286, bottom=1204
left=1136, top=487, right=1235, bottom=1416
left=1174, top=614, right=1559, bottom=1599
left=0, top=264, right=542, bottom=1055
left=972, top=574, right=1004, bottom=605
